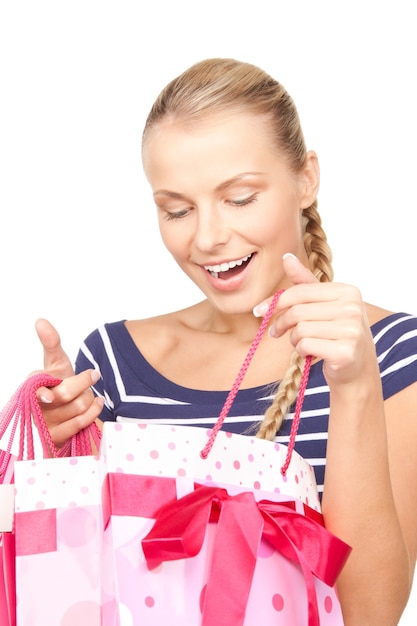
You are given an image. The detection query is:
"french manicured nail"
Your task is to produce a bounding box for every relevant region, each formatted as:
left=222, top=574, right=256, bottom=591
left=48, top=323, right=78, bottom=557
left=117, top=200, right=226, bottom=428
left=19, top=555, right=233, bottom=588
left=40, top=395, right=52, bottom=404
left=90, top=369, right=101, bottom=384
left=283, top=252, right=297, bottom=260
left=253, top=301, right=269, bottom=317
left=268, top=325, right=278, bottom=338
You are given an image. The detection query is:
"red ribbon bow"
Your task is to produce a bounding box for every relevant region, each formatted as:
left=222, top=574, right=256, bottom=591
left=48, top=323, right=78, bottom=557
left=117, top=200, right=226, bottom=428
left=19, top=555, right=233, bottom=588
left=141, top=482, right=351, bottom=626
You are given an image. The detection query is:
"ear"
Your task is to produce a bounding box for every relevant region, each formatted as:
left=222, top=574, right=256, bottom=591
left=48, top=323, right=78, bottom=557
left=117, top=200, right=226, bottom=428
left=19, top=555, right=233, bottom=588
left=299, top=150, right=320, bottom=209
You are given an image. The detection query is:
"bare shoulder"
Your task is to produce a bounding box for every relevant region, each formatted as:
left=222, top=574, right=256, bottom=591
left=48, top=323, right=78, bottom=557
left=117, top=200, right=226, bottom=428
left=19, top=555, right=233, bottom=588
left=365, top=302, right=396, bottom=326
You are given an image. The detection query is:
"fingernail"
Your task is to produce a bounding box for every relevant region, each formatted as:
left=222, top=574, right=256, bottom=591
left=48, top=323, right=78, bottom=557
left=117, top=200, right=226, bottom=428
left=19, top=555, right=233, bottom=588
left=90, top=369, right=101, bottom=384
left=268, top=325, right=278, bottom=338
left=40, top=395, right=52, bottom=404
left=283, top=252, right=297, bottom=260
left=253, top=301, right=269, bottom=317
left=96, top=396, right=105, bottom=407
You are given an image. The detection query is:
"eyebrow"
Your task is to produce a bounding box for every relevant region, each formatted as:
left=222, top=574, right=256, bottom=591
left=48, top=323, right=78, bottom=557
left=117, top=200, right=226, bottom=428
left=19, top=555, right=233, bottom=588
left=153, top=172, right=266, bottom=198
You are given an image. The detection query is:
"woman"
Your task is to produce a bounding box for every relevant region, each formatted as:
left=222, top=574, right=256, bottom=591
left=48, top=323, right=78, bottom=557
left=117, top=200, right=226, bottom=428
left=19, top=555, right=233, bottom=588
left=36, top=58, right=417, bottom=624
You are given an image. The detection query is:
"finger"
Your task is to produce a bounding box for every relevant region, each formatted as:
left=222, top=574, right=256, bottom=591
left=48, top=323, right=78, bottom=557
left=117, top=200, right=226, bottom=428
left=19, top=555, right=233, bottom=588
left=36, top=369, right=101, bottom=406
left=282, top=253, right=318, bottom=285
left=48, top=397, right=105, bottom=448
left=35, top=318, right=74, bottom=377
left=253, top=254, right=318, bottom=318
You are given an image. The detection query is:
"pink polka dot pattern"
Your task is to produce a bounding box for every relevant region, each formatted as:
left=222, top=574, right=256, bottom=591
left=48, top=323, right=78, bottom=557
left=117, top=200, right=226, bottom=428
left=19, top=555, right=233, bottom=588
left=94, top=423, right=344, bottom=624
left=324, top=595, right=333, bottom=613
left=272, top=593, right=285, bottom=611
left=14, top=456, right=101, bottom=513
left=100, top=422, right=320, bottom=510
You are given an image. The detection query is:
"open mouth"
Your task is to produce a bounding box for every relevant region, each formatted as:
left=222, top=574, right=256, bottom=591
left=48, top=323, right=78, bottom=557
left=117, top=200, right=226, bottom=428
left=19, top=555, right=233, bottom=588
left=204, top=253, right=254, bottom=279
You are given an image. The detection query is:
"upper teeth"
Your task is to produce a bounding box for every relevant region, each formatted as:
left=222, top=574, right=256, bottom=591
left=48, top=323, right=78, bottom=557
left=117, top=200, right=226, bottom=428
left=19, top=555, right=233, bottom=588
left=204, top=254, right=252, bottom=273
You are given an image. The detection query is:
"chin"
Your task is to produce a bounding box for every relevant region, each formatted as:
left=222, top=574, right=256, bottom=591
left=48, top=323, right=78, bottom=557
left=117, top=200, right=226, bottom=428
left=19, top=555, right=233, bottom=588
left=207, top=290, right=265, bottom=317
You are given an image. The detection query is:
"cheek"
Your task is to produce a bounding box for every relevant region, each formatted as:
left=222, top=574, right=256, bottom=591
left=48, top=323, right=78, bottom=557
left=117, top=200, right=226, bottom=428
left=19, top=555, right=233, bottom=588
left=158, top=222, right=190, bottom=261
left=248, top=204, right=302, bottom=245
left=158, top=221, right=175, bottom=253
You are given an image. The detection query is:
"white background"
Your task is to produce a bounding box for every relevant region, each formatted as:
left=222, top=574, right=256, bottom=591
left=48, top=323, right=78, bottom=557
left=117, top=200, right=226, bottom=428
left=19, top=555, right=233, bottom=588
left=0, top=1, right=416, bottom=621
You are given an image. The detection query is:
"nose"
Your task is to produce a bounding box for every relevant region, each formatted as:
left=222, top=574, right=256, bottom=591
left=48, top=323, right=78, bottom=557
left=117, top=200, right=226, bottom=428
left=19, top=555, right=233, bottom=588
left=193, top=205, right=230, bottom=253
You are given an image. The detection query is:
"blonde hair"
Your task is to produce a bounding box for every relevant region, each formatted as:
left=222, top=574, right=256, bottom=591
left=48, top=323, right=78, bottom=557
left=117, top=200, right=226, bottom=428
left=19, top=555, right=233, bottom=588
left=143, top=58, right=333, bottom=438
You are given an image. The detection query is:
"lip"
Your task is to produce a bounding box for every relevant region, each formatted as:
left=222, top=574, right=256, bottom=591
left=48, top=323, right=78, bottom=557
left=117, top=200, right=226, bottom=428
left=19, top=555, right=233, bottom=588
left=200, top=253, right=255, bottom=292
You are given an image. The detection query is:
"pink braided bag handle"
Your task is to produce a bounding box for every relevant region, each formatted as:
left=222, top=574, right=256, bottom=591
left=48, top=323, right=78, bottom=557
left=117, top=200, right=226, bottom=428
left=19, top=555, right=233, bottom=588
left=0, top=372, right=101, bottom=477
left=200, top=290, right=312, bottom=475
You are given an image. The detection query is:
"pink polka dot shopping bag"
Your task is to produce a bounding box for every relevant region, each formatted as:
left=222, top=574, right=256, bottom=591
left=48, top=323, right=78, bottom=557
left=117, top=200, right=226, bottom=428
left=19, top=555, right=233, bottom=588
left=0, top=374, right=102, bottom=626
left=98, top=294, right=350, bottom=626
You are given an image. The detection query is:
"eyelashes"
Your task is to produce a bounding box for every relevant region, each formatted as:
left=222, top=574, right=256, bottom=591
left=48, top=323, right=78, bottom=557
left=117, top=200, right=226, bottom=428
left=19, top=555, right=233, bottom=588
left=163, top=194, right=259, bottom=221
left=228, top=193, right=259, bottom=207
left=164, top=209, right=189, bottom=221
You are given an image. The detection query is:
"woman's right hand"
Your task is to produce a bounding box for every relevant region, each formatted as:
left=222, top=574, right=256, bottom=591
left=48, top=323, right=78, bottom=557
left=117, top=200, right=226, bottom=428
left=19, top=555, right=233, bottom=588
left=34, top=319, right=104, bottom=447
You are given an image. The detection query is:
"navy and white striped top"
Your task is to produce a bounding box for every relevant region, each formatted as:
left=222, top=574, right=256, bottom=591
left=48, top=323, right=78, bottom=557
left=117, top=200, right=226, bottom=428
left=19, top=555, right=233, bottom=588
left=75, top=312, right=417, bottom=493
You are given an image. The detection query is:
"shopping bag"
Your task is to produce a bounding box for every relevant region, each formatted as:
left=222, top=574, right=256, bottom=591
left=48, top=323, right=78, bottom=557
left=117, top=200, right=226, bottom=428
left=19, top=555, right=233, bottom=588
left=0, top=372, right=102, bottom=626
left=13, top=454, right=102, bottom=626
left=100, top=423, right=350, bottom=625
left=99, top=291, right=351, bottom=626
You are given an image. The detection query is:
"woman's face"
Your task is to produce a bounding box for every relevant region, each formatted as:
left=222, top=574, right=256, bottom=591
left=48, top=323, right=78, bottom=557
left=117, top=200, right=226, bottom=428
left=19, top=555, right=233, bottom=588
left=142, top=112, right=319, bottom=314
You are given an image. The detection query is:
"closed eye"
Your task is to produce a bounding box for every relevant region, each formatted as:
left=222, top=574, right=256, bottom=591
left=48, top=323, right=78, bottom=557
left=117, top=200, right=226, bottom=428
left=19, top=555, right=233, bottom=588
left=228, top=194, right=258, bottom=207
left=163, top=209, right=191, bottom=221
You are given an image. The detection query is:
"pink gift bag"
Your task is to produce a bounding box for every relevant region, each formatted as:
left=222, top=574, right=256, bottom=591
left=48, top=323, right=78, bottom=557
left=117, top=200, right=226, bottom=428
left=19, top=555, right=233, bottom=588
left=0, top=372, right=102, bottom=626
left=100, top=423, right=350, bottom=625
left=13, top=455, right=102, bottom=626
left=99, top=292, right=351, bottom=626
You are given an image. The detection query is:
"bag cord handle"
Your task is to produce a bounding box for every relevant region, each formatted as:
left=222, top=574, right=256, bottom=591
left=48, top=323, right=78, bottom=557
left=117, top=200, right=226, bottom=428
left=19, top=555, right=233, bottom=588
left=199, top=290, right=312, bottom=475
left=0, top=372, right=101, bottom=473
